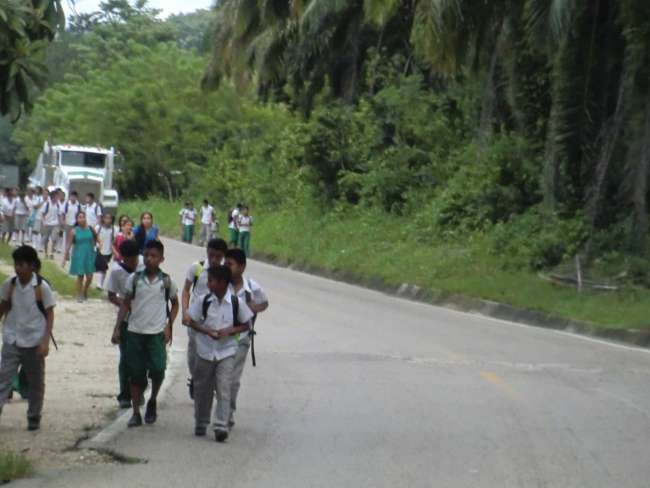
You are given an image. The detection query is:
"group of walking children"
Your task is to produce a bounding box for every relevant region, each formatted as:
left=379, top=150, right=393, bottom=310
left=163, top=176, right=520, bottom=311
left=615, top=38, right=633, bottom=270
left=103, top=228, right=268, bottom=442
left=227, top=203, right=253, bottom=257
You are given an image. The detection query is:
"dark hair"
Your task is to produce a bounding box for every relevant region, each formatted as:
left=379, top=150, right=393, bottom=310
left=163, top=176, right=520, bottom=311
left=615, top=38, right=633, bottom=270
left=102, top=212, right=114, bottom=225
left=225, top=248, right=246, bottom=267
left=144, top=239, right=164, bottom=254
left=203, top=199, right=208, bottom=204
left=119, top=239, right=139, bottom=258
left=13, top=245, right=40, bottom=270
left=207, top=265, right=232, bottom=284
left=87, top=192, right=95, bottom=200
left=207, top=238, right=228, bottom=253
left=70, top=190, right=78, bottom=197
left=140, top=211, right=153, bottom=225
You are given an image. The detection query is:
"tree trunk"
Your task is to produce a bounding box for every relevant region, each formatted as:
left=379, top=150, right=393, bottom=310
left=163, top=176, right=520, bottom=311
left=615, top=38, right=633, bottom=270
left=631, top=98, right=650, bottom=252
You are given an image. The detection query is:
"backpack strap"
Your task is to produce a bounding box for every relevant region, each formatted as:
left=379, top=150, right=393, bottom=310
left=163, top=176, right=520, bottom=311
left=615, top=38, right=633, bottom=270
left=162, top=272, right=171, bottom=318
left=231, top=294, right=239, bottom=326
left=192, top=260, right=205, bottom=291
left=201, top=293, right=212, bottom=321
left=34, top=275, right=46, bottom=318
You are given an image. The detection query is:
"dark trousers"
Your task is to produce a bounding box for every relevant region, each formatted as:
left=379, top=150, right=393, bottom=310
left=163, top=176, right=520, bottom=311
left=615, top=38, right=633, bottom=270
left=0, top=343, right=45, bottom=419
left=118, top=321, right=130, bottom=401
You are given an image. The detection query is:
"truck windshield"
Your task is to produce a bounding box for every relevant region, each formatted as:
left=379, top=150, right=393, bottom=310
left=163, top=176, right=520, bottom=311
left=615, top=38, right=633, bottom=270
left=60, top=151, right=106, bottom=168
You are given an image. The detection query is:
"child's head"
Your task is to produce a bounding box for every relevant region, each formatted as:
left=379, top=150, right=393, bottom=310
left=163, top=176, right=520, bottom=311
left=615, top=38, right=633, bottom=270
left=140, top=212, right=153, bottom=229
left=69, top=190, right=78, bottom=202
left=143, top=240, right=164, bottom=272
left=206, top=238, right=228, bottom=267
left=203, top=199, right=209, bottom=206
left=119, top=239, right=140, bottom=271
left=117, top=214, right=128, bottom=230
left=242, top=206, right=249, bottom=216
left=76, top=210, right=87, bottom=227
left=225, top=248, right=246, bottom=280
left=207, top=265, right=232, bottom=297
left=86, top=192, right=95, bottom=204
left=12, top=245, right=40, bottom=281
left=49, top=190, right=57, bottom=200
left=102, top=213, right=114, bottom=227
left=185, top=201, right=192, bottom=209
left=58, top=189, right=65, bottom=201
left=123, top=218, right=133, bottom=233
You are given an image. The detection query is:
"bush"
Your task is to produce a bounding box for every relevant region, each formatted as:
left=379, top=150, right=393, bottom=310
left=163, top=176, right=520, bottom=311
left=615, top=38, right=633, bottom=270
left=490, top=207, right=588, bottom=270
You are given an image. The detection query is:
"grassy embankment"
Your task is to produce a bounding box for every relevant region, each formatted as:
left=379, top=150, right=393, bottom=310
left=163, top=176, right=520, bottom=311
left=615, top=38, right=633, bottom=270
left=119, top=199, right=650, bottom=330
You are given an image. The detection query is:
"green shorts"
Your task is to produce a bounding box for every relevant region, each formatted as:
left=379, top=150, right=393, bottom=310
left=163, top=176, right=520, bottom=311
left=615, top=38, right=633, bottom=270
left=126, top=332, right=167, bottom=387
left=229, top=227, right=239, bottom=245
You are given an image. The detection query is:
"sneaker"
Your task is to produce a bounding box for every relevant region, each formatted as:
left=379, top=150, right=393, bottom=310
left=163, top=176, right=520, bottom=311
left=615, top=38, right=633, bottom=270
left=118, top=398, right=132, bottom=409
left=187, top=378, right=194, bottom=400
left=27, top=417, right=40, bottom=431
left=195, top=426, right=207, bottom=437
left=214, top=429, right=228, bottom=443
left=127, top=413, right=142, bottom=428
left=144, top=400, right=157, bottom=424
left=228, top=418, right=235, bottom=429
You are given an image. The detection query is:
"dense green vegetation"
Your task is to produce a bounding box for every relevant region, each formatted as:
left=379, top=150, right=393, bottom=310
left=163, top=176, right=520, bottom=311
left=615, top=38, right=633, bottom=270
left=3, top=1, right=650, bottom=328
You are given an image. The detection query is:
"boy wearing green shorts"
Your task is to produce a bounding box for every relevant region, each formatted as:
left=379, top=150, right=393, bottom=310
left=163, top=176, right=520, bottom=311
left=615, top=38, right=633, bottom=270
left=112, top=240, right=179, bottom=428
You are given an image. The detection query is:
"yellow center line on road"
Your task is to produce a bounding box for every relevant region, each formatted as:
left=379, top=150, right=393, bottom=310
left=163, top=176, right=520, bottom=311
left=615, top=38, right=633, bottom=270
left=480, top=370, right=517, bottom=398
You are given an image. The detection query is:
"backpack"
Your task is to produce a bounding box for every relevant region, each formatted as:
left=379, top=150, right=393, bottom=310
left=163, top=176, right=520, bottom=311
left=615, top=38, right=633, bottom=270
left=228, top=208, right=235, bottom=224
left=192, top=261, right=205, bottom=291
left=131, top=270, right=172, bottom=318
left=5, top=275, right=58, bottom=350
left=64, top=201, right=80, bottom=216
left=201, top=293, right=239, bottom=323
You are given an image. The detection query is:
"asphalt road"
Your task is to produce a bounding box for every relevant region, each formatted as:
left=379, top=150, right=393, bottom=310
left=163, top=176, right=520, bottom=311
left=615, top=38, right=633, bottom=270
left=15, top=237, right=650, bottom=487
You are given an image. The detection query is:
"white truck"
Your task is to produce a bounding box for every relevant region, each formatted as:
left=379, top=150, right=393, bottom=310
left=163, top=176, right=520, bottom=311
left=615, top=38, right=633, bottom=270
left=29, top=142, right=119, bottom=212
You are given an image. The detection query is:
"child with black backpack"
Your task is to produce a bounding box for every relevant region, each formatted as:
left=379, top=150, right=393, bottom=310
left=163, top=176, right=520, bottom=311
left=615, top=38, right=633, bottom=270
left=224, top=248, right=269, bottom=429
left=184, top=265, right=253, bottom=442
left=0, top=245, right=56, bottom=431
left=111, top=240, right=179, bottom=428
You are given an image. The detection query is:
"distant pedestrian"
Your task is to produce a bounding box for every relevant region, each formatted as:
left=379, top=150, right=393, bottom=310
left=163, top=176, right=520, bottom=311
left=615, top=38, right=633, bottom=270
left=227, top=203, right=242, bottom=248
left=0, top=245, right=55, bottom=431
left=113, top=217, right=135, bottom=262
left=1, top=188, right=16, bottom=244
left=14, top=191, right=30, bottom=245
left=61, top=191, right=82, bottom=253
left=199, top=199, right=216, bottom=246
left=40, top=191, right=62, bottom=259
left=96, top=213, right=117, bottom=289
left=179, top=201, right=197, bottom=244
left=63, top=210, right=97, bottom=302
left=184, top=265, right=253, bottom=442
left=28, top=187, right=44, bottom=249
left=111, top=240, right=179, bottom=428
left=83, top=193, right=102, bottom=228
left=237, top=206, right=252, bottom=257
left=134, top=212, right=160, bottom=255
left=106, top=239, right=142, bottom=409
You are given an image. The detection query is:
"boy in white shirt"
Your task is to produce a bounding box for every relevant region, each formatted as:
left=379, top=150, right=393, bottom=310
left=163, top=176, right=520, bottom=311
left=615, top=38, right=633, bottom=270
left=179, top=201, right=197, bottom=244
left=0, top=245, right=56, bottom=431
left=199, top=199, right=215, bottom=246
left=40, top=191, right=62, bottom=259
left=227, top=203, right=241, bottom=247
left=224, top=248, right=269, bottom=429
left=106, top=240, right=142, bottom=409
left=111, top=240, right=179, bottom=428
left=181, top=238, right=228, bottom=399
left=84, top=192, right=102, bottom=228
left=1, top=188, right=16, bottom=244
left=184, top=265, right=253, bottom=442
left=61, top=190, right=82, bottom=252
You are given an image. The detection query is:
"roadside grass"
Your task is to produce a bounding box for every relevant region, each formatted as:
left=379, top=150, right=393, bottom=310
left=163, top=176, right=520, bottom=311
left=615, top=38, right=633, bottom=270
left=0, top=450, right=33, bottom=484
left=0, top=243, right=101, bottom=298
left=119, top=198, right=650, bottom=330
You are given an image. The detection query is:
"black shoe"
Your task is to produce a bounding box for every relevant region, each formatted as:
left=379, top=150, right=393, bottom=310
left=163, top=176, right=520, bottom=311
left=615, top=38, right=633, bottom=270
left=118, top=398, right=132, bottom=409
left=187, top=378, right=194, bottom=400
left=144, top=400, right=157, bottom=425
left=127, top=413, right=142, bottom=428
left=214, top=429, right=228, bottom=443
left=228, top=418, right=235, bottom=429
left=195, top=426, right=206, bottom=437
left=27, top=417, right=40, bottom=431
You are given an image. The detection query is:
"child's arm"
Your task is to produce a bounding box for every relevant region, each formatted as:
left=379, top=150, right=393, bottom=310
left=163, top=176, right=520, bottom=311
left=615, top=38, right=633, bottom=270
left=107, top=291, right=122, bottom=307
left=217, top=321, right=249, bottom=339
left=181, top=279, right=192, bottom=324
left=165, top=296, right=179, bottom=345
left=37, top=306, right=54, bottom=358
left=63, top=228, right=75, bottom=264
left=111, top=298, right=130, bottom=344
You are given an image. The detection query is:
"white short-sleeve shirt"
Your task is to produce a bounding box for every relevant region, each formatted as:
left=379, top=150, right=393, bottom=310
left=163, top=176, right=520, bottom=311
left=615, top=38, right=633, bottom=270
left=63, top=200, right=82, bottom=226
left=1, top=274, right=55, bottom=347
left=125, top=271, right=178, bottom=335
left=229, top=276, right=267, bottom=342
left=106, top=260, right=143, bottom=298
left=200, top=205, right=214, bottom=225
left=188, top=292, right=253, bottom=361
left=179, top=208, right=196, bottom=226
left=184, top=261, right=210, bottom=302
left=84, top=202, right=102, bottom=227
left=42, top=200, right=61, bottom=226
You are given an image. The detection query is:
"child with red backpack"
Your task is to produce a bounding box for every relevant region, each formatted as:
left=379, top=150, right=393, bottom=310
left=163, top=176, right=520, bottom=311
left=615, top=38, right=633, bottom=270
left=0, top=245, right=56, bottom=431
